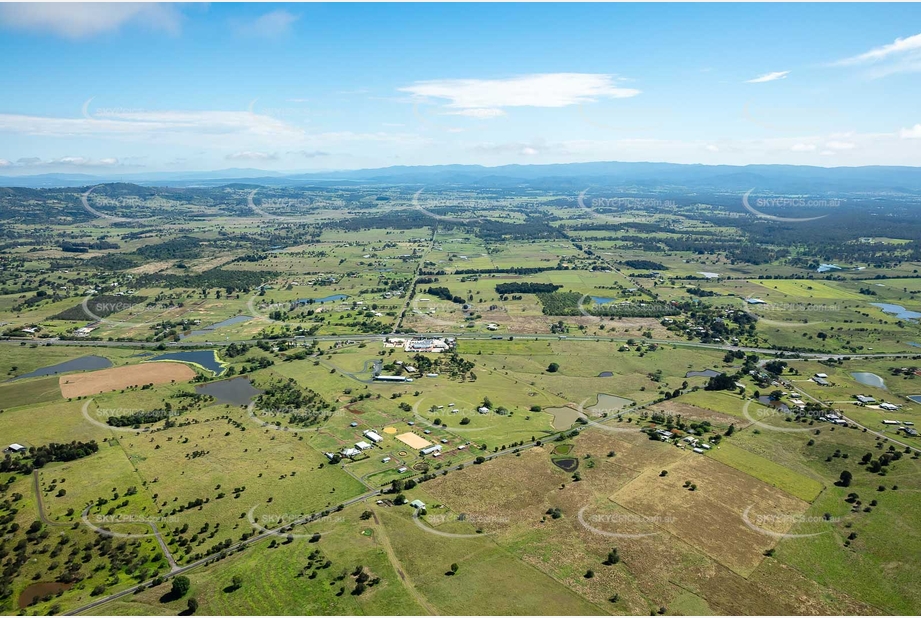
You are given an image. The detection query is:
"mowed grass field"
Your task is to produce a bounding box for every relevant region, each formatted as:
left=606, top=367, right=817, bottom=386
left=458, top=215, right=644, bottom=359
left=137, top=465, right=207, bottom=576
left=706, top=442, right=825, bottom=502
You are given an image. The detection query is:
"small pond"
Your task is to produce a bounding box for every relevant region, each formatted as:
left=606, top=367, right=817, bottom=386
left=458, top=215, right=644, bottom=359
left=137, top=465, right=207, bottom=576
left=297, top=294, right=348, bottom=304
left=686, top=369, right=722, bottom=379
left=149, top=350, right=224, bottom=375
left=851, top=372, right=887, bottom=390
left=180, top=315, right=252, bottom=339
left=871, top=303, right=921, bottom=321
left=13, top=355, right=111, bottom=380
left=546, top=406, right=584, bottom=430
left=586, top=393, right=633, bottom=417
left=195, top=376, right=263, bottom=406
left=19, top=582, right=73, bottom=608
left=551, top=457, right=579, bottom=472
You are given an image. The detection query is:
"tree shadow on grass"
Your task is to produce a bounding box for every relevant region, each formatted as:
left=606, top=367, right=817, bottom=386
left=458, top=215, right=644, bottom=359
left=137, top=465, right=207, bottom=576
left=158, top=590, right=183, bottom=604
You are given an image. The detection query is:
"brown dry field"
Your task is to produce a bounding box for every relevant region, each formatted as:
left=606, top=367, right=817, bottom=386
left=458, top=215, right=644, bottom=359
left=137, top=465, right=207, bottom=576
left=403, top=311, right=672, bottom=337
left=126, top=260, right=172, bottom=275
left=610, top=453, right=809, bottom=577
left=646, top=400, right=749, bottom=427
left=422, top=428, right=875, bottom=615
left=59, top=362, right=196, bottom=397
left=395, top=432, right=432, bottom=449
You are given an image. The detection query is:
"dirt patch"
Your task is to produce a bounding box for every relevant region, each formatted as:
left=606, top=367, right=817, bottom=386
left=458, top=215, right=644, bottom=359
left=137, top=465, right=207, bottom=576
left=610, top=454, right=809, bottom=576
left=395, top=432, right=431, bottom=449
left=127, top=260, right=172, bottom=275
left=649, top=400, right=748, bottom=427
left=60, top=363, right=196, bottom=397
left=19, top=582, right=73, bottom=608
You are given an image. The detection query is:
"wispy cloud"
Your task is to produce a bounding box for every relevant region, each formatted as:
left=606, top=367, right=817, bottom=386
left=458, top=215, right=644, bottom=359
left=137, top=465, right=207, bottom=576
left=444, top=108, right=507, bottom=119
left=400, top=73, right=640, bottom=116
left=234, top=9, right=299, bottom=38
left=5, top=156, right=124, bottom=168
left=831, top=32, right=921, bottom=77
left=0, top=2, right=182, bottom=39
left=288, top=150, right=330, bottom=158
left=746, top=71, right=790, bottom=83
left=833, top=32, right=921, bottom=65
left=226, top=151, right=278, bottom=161
left=0, top=105, right=306, bottom=140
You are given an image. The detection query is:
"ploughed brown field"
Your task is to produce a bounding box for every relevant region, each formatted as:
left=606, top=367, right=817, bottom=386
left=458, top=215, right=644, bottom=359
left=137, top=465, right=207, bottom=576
left=59, top=362, right=196, bottom=397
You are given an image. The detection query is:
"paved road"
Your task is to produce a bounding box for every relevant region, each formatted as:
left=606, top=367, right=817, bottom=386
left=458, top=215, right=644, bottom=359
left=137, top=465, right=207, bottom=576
left=790, top=383, right=921, bottom=454
left=64, top=489, right=382, bottom=616
left=64, top=403, right=615, bottom=616
left=5, top=333, right=921, bottom=363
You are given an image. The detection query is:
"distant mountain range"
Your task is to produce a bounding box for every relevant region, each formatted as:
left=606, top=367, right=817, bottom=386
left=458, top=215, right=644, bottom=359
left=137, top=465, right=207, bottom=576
left=2, top=161, right=921, bottom=194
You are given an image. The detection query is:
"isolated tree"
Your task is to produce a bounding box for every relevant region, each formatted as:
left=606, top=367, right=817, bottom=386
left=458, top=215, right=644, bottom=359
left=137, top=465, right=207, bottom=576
left=187, top=598, right=199, bottom=614
left=839, top=470, right=853, bottom=487
left=231, top=575, right=243, bottom=590
left=171, top=575, right=190, bottom=598
left=547, top=362, right=560, bottom=373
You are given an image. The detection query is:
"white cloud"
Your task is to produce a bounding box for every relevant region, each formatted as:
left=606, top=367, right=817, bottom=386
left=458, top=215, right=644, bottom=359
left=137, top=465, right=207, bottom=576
left=832, top=32, right=921, bottom=77
left=0, top=159, right=10, bottom=167
left=791, top=143, right=817, bottom=152
left=825, top=140, right=857, bottom=151
left=444, top=108, right=506, bottom=119
left=6, top=156, right=122, bottom=168
left=288, top=150, right=330, bottom=158
left=705, top=144, right=720, bottom=152
left=0, top=3, right=181, bottom=39
left=226, top=151, right=278, bottom=161
left=900, top=124, right=921, bottom=139
left=746, top=71, right=790, bottom=83
left=235, top=9, right=298, bottom=38
left=472, top=141, right=549, bottom=156
left=834, top=32, right=921, bottom=65
left=0, top=107, right=305, bottom=141
left=399, top=73, right=640, bottom=113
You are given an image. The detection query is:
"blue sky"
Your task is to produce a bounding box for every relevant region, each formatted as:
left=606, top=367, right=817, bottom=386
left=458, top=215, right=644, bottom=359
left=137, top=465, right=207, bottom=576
left=1, top=2, right=920, bottom=174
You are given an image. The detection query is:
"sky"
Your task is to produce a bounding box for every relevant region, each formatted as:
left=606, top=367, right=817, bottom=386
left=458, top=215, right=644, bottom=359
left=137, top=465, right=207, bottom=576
left=1, top=2, right=921, bottom=175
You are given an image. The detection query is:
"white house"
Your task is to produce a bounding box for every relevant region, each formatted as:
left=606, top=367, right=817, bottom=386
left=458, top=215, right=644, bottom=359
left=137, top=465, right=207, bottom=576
left=355, top=441, right=373, bottom=451
left=363, top=430, right=383, bottom=443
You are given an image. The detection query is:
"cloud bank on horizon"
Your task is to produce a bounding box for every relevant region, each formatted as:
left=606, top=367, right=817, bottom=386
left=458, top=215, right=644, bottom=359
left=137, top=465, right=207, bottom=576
left=0, top=2, right=919, bottom=173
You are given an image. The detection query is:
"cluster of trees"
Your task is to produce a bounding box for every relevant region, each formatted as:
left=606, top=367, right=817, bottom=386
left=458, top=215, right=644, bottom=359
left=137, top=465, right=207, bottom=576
left=622, top=259, right=666, bottom=270
left=425, top=286, right=465, bottom=304
left=256, top=378, right=332, bottom=427
left=536, top=291, right=583, bottom=316
left=494, top=282, right=562, bottom=295
left=0, top=440, right=99, bottom=473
